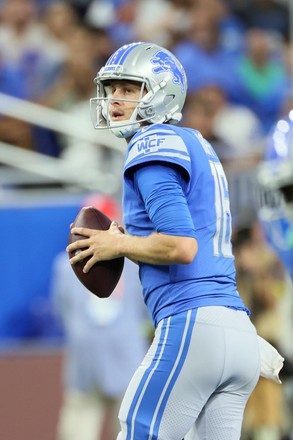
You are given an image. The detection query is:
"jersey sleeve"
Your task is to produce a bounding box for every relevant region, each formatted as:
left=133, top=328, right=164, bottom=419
left=124, top=125, right=191, bottom=179
left=133, top=163, right=197, bottom=238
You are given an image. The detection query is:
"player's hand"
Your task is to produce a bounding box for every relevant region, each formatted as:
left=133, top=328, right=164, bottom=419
left=66, top=221, right=124, bottom=272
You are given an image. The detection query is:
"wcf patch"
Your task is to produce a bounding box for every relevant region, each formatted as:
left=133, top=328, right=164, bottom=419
left=136, top=136, right=165, bottom=154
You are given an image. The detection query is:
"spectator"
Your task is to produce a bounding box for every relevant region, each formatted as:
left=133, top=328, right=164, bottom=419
left=38, top=23, right=97, bottom=112
left=41, top=1, right=80, bottom=46
left=51, top=194, right=150, bottom=440
left=191, top=0, right=245, bottom=54
left=0, top=0, right=69, bottom=151
left=230, top=28, right=291, bottom=133
left=172, top=6, right=240, bottom=97
left=182, top=84, right=264, bottom=225
left=84, top=0, right=138, bottom=46
left=132, top=0, right=193, bottom=49
left=182, top=85, right=230, bottom=156
left=0, top=0, right=67, bottom=100
left=38, top=23, right=122, bottom=168
left=230, top=0, right=290, bottom=43
left=233, top=221, right=290, bottom=440
left=0, top=56, right=34, bottom=149
left=183, top=84, right=264, bottom=166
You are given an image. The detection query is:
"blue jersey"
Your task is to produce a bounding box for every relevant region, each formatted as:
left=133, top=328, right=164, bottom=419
left=123, top=124, right=248, bottom=326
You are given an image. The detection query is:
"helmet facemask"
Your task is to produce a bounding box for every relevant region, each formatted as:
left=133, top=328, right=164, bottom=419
left=90, top=75, right=182, bottom=139
left=90, top=79, right=146, bottom=138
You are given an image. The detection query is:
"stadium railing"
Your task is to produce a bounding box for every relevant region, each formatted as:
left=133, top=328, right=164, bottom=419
left=0, top=92, right=125, bottom=193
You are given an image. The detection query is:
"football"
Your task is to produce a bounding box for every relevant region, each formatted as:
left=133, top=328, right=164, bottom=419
left=68, top=206, right=124, bottom=298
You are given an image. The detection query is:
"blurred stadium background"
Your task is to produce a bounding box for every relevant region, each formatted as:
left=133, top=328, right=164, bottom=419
left=0, top=0, right=293, bottom=439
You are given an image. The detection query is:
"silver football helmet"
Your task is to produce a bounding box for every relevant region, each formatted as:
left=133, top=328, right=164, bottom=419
left=257, top=112, right=293, bottom=224
left=90, top=42, right=187, bottom=138
left=257, top=113, right=293, bottom=271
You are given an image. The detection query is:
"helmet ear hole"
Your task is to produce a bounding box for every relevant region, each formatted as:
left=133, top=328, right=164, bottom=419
left=164, top=95, right=175, bottom=105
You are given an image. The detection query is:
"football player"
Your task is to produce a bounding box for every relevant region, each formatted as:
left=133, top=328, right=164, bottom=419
left=257, top=112, right=293, bottom=279
left=67, top=42, right=283, bottom=440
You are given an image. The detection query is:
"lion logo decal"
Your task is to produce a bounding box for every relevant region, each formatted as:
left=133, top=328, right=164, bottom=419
left=151, top=50, right=185, bottom=93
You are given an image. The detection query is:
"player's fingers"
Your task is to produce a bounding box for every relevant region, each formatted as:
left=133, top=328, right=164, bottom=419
left=82, top=256, right=97, bottom=273
left=69, top=247, right=92, bottom=265
left=66, top=238, right=90, bottom=253
left=70, top=226, right=97, bottom=237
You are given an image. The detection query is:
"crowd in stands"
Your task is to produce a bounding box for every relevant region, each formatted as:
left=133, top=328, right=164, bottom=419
left=0, top=0, right=291, bottom=153
left=0, top=0, right=292, bottom=210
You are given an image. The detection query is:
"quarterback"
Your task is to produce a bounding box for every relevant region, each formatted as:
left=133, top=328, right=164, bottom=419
left=67, top=42, right=283, bottom=439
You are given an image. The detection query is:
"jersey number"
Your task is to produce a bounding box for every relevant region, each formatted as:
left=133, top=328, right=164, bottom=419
left=210, top=161, right=233, bottom=258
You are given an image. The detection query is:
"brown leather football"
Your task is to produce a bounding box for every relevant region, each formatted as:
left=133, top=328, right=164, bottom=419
left=68, top=206, right=124, bottom=298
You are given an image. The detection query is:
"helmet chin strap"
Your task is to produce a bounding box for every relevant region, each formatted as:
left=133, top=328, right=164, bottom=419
left=110, top=120, right=141, bottom=138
